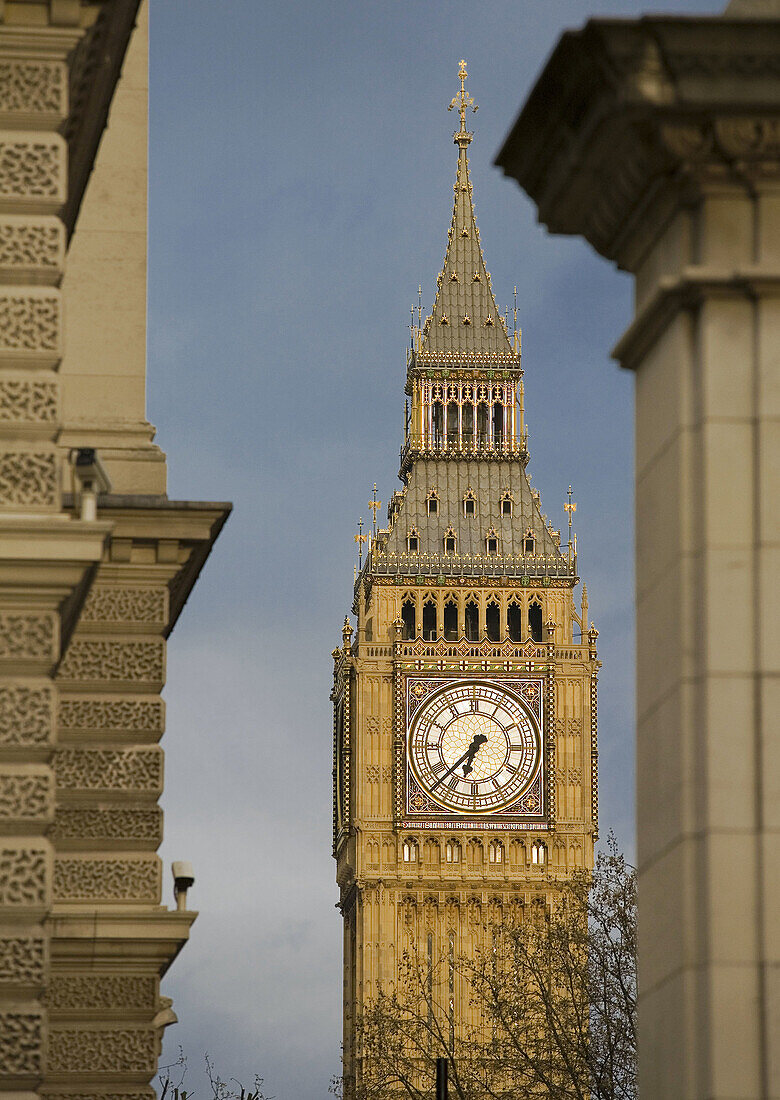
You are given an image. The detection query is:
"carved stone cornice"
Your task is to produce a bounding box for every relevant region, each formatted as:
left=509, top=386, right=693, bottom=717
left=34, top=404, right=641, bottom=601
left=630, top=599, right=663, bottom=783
left=496, top=16, right=780, bottom=272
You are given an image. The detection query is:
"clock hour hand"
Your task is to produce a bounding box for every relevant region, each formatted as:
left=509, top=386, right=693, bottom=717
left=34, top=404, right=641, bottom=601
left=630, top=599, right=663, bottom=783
left=461, top=733, right=488, bottom=776
left=430, top=733, right=488, bottom=791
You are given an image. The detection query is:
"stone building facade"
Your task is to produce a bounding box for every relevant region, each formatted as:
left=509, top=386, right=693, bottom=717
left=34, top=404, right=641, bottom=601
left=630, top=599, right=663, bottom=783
left=0, top=2, right=228, bottom=1095
left=333, top=64, right=599, bottom=1095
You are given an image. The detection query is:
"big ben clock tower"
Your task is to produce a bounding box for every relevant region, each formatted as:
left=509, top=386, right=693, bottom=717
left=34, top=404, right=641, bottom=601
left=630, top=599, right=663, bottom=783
left=332, top=62, right=599, bottom=1093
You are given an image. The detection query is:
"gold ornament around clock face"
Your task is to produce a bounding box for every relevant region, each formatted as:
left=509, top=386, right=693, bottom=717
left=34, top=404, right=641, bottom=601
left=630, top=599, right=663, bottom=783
left=408, top=680, right=541, bottom=815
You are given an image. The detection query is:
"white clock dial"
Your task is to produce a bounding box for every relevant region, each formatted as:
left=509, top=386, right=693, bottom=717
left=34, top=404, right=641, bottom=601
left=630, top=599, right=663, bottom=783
left=408, top=680, right=540, bottom=815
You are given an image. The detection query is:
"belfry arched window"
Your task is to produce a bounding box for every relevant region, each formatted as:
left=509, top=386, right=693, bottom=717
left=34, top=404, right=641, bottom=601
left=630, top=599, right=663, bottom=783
left=445, top=840, right=461, bottom=864
left=443, top=600, right=458, bottom=641
left=401, top=599, right=416, bottom=640
left=432, top=402, right=443, bottom=445
left=492, top=402, right=504, bottom=447
left=529, top=601, right=543, bottom=644
left=486, top=602, right=500, bottom=643
left=507, top=603, right=522, bottom=643
left=464, top=601, right=479, bottom=642
left=423, top=600, right=437, bottom=642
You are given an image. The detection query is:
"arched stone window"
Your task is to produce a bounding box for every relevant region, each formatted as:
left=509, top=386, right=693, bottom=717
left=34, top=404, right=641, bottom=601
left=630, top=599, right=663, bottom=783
left=529, top=601, right=543, bottom=643
left=445, top=839, right=461, bottom=864
left=486, top=601, right=500, bottom=642
left=443, top=600, right=458, bottom=641
left=422, top=600, right=437, bottom=641
left=531, top=839, right=546, bottom=866
left=507, top=603, right=522, bottom=643
left=489, top=840, right=504, bottom=864
left=403, top=838, right=419, bottom=863
left=464, top=601, right=479, bottom=642
left=401, top=599, right=416, bottom=640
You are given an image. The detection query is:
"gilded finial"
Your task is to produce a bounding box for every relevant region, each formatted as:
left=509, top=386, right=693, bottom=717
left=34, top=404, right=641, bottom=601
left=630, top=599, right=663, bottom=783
left=448, top=59, right=477, bottom=146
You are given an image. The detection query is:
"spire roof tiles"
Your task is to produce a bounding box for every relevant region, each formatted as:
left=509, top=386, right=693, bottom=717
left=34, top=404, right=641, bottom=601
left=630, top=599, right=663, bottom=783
left=419, top=63, right=515, bottom=360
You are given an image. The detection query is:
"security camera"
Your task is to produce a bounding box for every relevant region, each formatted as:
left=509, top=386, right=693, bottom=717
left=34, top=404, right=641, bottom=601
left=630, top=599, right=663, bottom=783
left=172, top=860, right=195, bottom=911
left=69, top=447, right=111, bottom=520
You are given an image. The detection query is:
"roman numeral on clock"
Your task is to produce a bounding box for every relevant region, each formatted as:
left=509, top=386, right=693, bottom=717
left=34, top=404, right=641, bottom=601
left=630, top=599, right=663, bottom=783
left=432, top=761, right=446, bottom=777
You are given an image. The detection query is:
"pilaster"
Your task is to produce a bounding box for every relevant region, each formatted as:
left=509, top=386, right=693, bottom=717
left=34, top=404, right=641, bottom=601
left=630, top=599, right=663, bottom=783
left=497, top=12, right=780, bottom=1099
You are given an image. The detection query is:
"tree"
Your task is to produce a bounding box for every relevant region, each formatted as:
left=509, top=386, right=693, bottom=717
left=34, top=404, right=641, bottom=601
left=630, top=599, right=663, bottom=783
left=339, top=839, right=636, bottom=1100
left=157, top=1050, right=271, bottom=1100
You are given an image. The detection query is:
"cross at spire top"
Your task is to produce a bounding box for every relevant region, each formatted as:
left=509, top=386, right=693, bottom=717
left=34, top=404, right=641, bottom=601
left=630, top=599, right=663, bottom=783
left=448, top=59, right=478, bottom=146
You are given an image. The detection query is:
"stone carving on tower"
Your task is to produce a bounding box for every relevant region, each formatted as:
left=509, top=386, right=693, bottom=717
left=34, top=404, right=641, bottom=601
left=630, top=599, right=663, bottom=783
left=332, top=62, right=599, bottom=1096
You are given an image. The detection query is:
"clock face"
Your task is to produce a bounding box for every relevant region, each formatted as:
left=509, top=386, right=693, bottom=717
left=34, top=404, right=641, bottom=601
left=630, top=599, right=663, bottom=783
left=408, top=680, right=541, bottom=815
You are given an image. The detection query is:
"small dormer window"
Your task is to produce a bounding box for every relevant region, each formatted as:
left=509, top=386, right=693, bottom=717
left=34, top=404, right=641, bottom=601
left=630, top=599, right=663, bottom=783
left=407, top=527, right=419, bottom=554
left=444, top=527, right=457, bottom=555
left=427, top=492, right=439, bottom=516
left=523, top=530, right=535, bottom=555
left=463, top=490, right=476, bottom=517
left=450, top=271, right=459, bottom=282
left=472, top=271, right=481, bottom=282
left=501, top=491, right=513, bottom=517
left=486, top=529, right=499, bottom=556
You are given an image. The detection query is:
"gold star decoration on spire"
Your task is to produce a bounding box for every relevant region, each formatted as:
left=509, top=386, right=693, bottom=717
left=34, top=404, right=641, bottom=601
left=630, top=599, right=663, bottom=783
left=448, top=59, right=477, bottom=145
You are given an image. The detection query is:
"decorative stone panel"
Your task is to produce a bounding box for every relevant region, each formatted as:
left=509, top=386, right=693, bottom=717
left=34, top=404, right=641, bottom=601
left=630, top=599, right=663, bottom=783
left=0, top=844, right=49, bottom=907
left=47, top=1027, right=158, bottom=1074
left=0, top=766, right=53, bottom=823
left=0, top=682, right=54, bottom=746
left=0, top=612, right=56, bottom=668
left=0, top=1009, right=43, bottom=1075
left=0, top=449, right=57, bottom=507
left=81, top=586, right=166, bottom=626
left=0, top=291, right=60, bottom=356
left=57, top=640, right=164, bottom=687
left=0, top=60, right=67, bottom=117
left=46, top=974, right=156, bottom=1013
left=0, top=218, right=62, bottom=276
left=44, top=1094, right=153, bottom=1100
left=53, top=856, right=160, bottom=903
left=51, top=806, right=162, bottom=844
left=0, top=134, right=65, bottom=203
left=53, top=748, right=162, bottom=794
left=0, top=375, right=57, bottom=424
left=58, top=696, right=163, bottom=735
left=0, top=934, right=45, bottom=984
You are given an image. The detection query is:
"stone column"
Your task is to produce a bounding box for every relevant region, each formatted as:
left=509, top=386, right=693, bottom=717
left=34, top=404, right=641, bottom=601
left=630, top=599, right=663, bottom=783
left=0, top=11, right=110, bottom=1093
left=497, top=8, right=780, bottom=1100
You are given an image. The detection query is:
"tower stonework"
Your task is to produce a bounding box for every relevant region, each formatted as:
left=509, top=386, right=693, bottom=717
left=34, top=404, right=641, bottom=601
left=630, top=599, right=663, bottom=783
left=333, top=64, right=599, bottom=1094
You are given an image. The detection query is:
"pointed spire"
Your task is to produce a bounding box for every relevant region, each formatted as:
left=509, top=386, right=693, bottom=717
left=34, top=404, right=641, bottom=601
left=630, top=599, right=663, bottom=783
left=419, top=61, right=515, bottom=361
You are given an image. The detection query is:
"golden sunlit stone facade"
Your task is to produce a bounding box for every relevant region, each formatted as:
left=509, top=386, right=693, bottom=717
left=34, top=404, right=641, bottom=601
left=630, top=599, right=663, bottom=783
left=333, top=64, right=599, bottom=1094
left=0, top=2, right=228, bottom=1095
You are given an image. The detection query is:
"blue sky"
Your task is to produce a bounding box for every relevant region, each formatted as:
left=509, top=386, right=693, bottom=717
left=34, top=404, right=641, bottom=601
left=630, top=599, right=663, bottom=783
left=147, top=1, right=721, bottom=1095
